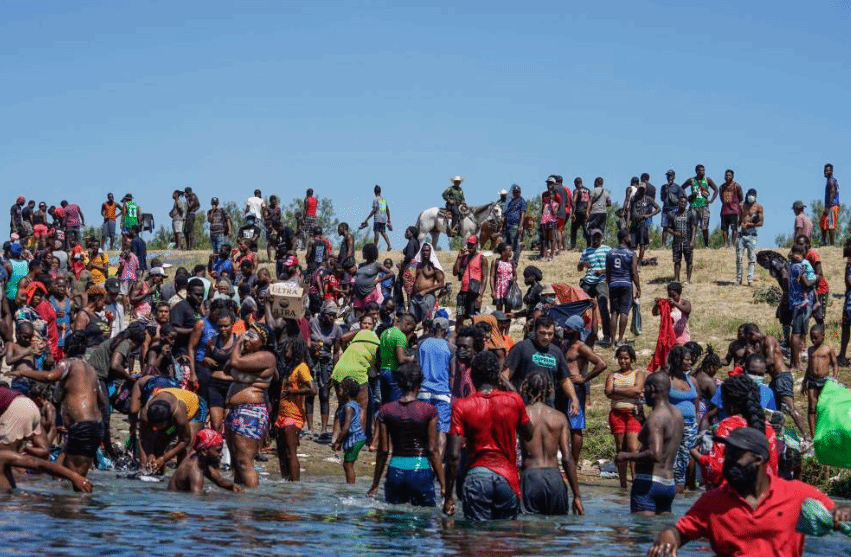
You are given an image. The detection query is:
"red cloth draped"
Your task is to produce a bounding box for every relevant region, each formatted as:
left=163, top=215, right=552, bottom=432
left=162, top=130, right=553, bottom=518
left=648, top=298, right=676, bottom=371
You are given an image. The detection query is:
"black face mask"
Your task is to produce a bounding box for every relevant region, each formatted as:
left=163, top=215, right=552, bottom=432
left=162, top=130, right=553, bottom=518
left=722, top=460, right=759, bottom=493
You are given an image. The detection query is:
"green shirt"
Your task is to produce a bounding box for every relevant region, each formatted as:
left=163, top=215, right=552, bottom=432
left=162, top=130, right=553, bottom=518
left=331, top=329, right=380, bottom=385
left=379, top=326, right=407, bottom=372
left=123, top=201, right=139, bottom=228
left=86, top=339, right=132, bottom=380
left=691, top=178, right=709, bottom=209
left=442, top=186, right=465, bottom=205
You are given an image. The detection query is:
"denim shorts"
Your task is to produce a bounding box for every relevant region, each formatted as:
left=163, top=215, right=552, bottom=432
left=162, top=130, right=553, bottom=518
left=462, top=467, right=520, bottom=522
left=385, top=457, right=436, bottom=507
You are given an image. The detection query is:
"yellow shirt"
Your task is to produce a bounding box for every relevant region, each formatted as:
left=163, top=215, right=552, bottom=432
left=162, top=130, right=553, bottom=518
left=89, top=253, right=109, bottom=285
left=276, top=363, right=313, bottom=425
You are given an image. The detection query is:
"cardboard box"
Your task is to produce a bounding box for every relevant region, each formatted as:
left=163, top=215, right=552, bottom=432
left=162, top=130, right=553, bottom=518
left=268, top=282, right=307, bottom=319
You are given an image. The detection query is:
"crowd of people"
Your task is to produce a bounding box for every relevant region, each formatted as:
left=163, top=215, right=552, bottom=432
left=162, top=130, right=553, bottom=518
left=1, top=163, right=849, bottom=556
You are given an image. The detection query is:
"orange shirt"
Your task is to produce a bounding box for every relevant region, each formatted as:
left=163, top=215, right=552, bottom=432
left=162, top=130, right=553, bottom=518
left=275, top=363, right=313, bottom=426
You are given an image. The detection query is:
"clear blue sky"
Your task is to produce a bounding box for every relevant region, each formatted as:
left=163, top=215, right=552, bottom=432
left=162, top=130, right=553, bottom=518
left=2, top=0, right=849, bottom=249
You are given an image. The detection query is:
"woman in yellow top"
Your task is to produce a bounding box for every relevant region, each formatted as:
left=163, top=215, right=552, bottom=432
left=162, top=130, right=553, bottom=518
left=274, top=336, right=316, bottom=481
left=139, top=387, right=207, bottom=474
left=604, top=345, right=646, bottom=488
left=86, top=240, right=109, bottom=285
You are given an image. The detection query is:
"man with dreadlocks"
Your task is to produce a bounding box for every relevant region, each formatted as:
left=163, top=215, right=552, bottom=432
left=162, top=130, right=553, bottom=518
left=225, top=323, right=276, bottom=488
left=519, top=371, right=584, bottom=516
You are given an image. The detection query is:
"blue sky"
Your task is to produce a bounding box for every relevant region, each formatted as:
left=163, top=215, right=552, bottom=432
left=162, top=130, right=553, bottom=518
left=2, top=0, right=849, bottom=249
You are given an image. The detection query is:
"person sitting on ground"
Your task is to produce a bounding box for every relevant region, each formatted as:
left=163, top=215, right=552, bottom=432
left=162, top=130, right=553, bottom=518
left=168, top=429, right=242, bottom=493
left=519, top=371, right=584, bottom=516
left=409, top=242, right=445, bottom=323
left=616, top=372, right=683, bottom=515
left=648, top=427, right=851, bottom=557
left=443, top=351, right=534, bottom=521
left=805, top=323, right=838, bottom=438
left=368, top=363, right=446, bottom=506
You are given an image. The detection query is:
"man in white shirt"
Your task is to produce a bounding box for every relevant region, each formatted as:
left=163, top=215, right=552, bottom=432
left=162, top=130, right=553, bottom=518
left=245, top=189, right=265, bottom=226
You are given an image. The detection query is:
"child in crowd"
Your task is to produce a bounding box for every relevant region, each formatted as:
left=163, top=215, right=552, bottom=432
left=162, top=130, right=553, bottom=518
left=805, top=323, right=838, bottom=437
left=275, top=336, right=317, bottom=481
left=332, top=378, right=367, bottom=484
left=490, top=243, right=515, bottom=312
left=379, top=258, right=395, bottom=301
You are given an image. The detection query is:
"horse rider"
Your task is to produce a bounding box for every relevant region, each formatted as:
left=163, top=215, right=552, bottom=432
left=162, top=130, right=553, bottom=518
left=443, top=175, right=466, bottom=236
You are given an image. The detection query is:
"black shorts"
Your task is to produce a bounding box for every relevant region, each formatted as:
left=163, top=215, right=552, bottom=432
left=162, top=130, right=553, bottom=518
left=65, top=421, right=105, bottom=458
left=521, top=467, right=570, bottom=515
left=207, top=377, right=232, bottom=409
left=373, top=222, right=387, bottom=233
left=630, top=224, right=649, bottom=247
left=721, top=213, right=739, bottom=232
left=587, top=213, right=606, bottom=232
left=609, top=286, right=633, bottom=315
left=672, top=242, right=693, bottom=265
left=791, top=306, right=811, bottom=335
left=456, top=291, right=480, bottom=319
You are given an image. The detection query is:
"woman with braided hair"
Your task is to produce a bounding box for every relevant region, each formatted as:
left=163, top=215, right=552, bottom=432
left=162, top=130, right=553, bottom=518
left=693, top=373, right=779, bottom=489
left=692, top=345, right=721, bottom=424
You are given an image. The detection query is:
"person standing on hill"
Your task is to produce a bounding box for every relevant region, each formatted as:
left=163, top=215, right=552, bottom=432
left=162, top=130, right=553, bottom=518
left=207, top=197, right=232, bottom=253
left=629, top=181, right=660, bottom=264
left=183, top=187, right=200, bottom=251
left=665, top=195, right=696, bottom=284
left=606, top=229, right=640, bottom=347
left=587, top=177, right=611, bottom=238
left=245, top=189, right=264, bottom=227
left=820, top=163, right=839, bottom=246
left=503, top=185, right=527, bottom=264
left=361, top=185, right=393, bottom=252
left=61, top=200, right=85, bottom=249
left=579, top=229, right=612, bottom=346
left=453, top=235, right=488, bottom=326
left=736, top=188, right=763, bottom=286
left=660, top=170, right=682, bottom=246
left=169, top=190, right=185, bottom=250
left=121, top=194, right=141, bottom=235
left=100, top=193, right=119, bottom=251
left=718, top=170, right=743, bottom=249
left=570, top=177, right=591, bottom=250
left=792, top=200, right=813, bottom=241
left=682, top=164, right=718, bottom=248
left=304, top=188, right=318, bottom=233
left=796, top=234, right=829, bottom=326
left=552, top=175, right=570, bottom=252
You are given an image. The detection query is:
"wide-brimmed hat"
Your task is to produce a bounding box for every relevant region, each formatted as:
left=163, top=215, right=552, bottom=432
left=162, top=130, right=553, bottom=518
left=450, top=176, right=464, bottom=184
left=540, top=283, right=556, bottom=296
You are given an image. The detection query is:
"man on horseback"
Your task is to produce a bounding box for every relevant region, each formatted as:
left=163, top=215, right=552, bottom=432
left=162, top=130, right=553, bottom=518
left=443, top=176, right=466, bottom=236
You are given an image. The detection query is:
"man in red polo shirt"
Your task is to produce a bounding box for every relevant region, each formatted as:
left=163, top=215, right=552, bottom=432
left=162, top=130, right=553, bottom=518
left=648, top=427, right=850, bottom=557
left=443, top=351, right=533, bottom=521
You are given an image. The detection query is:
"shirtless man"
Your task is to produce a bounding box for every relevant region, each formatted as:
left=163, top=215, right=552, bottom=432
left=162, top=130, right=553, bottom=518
left=409, top=243, right=444, bottom=323
left=0, top=449, right=92, bottom=493
left=616, top=372, right=683, bottom=515
left=168, top=429, right=242, bottom=493
left=9, top=331, right=104, bottom=478
left=519, top=372, right=584, bottom=515
left=140, top=387, right=207, bottom=473
left=561, top=315, right=607, bottom=463
left=721, top=323, right=751, bottom=368
left=805, top=323, right=838, bottom=437
left=226, top=323, right=275, bottom=488
left=746, top=325, right=809, bottom=438
left=4, top=321, right=48, bottom=382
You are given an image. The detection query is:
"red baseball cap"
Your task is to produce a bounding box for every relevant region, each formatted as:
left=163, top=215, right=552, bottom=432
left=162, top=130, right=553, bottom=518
left=466, top=235, right=478, bottom=244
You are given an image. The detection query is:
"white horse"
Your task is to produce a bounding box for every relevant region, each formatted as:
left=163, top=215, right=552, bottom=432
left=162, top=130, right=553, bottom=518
left=415, top=202, right=500, bottom=246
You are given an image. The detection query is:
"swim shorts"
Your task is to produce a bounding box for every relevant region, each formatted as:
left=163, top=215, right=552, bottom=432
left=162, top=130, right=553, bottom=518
left=190, top=397, right=209, bottom=424
left=630, top=474, right=676, bottom=514
left=65, top=421, right=105, bottom=458
left=385, top=456, right=436, bottom=507
left=820, top=205, right=839, bottom=231
left=567, top=382, right=586, bottom=431
left=608, top=408, right=642, bottom=434
left=791, top=306, right=811, bottom=335
left=225, top=402, right=269, bottom=440
left=769, top=371, right=795, bottom=401
left=206, top=377, right=232, bottom=409
left=521, top=466, right=570, bottom=515
left=343, top=439, right=365, bottom=463
left=462, top=466, right=520, bottom=522
left=805, top=375, right=828, bottom=392
left=609, top=286, right=633, bottom=315
left=0, top=396, right=42, bottom=447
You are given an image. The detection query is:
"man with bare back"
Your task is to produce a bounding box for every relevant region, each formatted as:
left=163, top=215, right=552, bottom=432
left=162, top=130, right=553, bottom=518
left=616, top=372, right=683, bottom=515
left=9, top=330, right=104, bottom=478
left=722, top=323, right=751, bottom=368
left=745, top=324, right=809, bottom=438
left=409, top=243, right=444, bottom=323
left=519, top=371, right=584, bottom=516
left=805, top=323, right=838, bottom=437
left=561, top=315, right=607, bottom=463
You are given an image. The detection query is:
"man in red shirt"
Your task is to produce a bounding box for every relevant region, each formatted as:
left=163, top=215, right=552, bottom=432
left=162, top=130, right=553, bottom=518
left=443, top=350, right=533, bottom=521
left=648, top=427, right=850, bottom=557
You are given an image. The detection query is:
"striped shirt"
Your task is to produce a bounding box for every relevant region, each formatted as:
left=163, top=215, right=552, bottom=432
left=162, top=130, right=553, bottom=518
left=579, top=244, right=611, bottom=285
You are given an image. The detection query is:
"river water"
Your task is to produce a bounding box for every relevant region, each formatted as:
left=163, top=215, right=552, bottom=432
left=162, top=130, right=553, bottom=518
left=2, top=473, right=846, bottom=556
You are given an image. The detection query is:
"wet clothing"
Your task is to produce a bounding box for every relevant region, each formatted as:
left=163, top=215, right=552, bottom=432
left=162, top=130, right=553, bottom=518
left=0, top=395, right=42, bottom=447
left=65, top=421, right=105, bottom=457
left=337, top=401, right=366, bottom=450
left=377, top=399, right=436, bottom=456
left=226, top=403, right=269, bottom=440
left=521, top=466, right=570, bottom=515
left=770, top=371, right=795, bottom=400
left=276, top=363, right=313, bottom=428
left=140, top=376, right=180, bottom=407
left=384, top=457, right=436, bottom=506
left=462, top=466, right=521, bottom=521
left=630, top=475, right=676, bottom=514
left=332, top=330, right=379, bottom=386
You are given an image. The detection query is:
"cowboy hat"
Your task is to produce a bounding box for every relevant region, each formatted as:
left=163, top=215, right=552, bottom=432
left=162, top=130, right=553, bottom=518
left=450, top=176, right=464, bottom=184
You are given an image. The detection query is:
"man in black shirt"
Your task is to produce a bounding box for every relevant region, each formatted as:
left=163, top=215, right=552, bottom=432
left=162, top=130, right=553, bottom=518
left=170, top=278, right=205, bottom=361
left=237, top=222, right=262, bottom=251
left=506, top=315, right=580, bottom=415
left=183, top=187, right=200, bottom=250
left=129, top=225, right=148, bottom=271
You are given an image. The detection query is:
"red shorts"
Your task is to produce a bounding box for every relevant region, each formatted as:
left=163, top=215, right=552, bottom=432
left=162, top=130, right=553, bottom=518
left=33, top=224, right=49, bottom=238
left=352, top=286, right=384, bottom=309
left=556, top=217, right=566, bottom=230
left=609, top=408, right=642, bottom=434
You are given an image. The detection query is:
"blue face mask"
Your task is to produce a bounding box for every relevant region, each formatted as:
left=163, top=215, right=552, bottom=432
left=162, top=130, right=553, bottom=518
left=746, top=373, right=765, bottom=386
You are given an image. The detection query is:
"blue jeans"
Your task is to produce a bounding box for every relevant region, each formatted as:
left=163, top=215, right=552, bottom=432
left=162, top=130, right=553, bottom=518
left=736, top=232, right=757, bottom=282
left=211, top=233, right=225, bottom=253
left=380, top=369, right=403, bottom=404
left=504, top=224, right=520, bottom=263
left=101, top=220, right=116, bottom=250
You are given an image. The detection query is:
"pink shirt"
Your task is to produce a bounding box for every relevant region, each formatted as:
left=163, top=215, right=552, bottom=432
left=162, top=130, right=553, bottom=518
left=671, top=306, right=690, bottom=344
left=794, top=213, right=813, bottom=239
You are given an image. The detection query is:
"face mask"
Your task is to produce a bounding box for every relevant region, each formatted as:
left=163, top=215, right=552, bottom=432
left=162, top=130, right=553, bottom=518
left=746, top=373, right=765, bottom=386
left=722, top=460, right=759, bottom=493
left=746, top=195, right=756, bottom=203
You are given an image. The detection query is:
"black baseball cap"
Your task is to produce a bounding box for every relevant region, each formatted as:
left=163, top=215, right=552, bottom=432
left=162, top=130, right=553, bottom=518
left=713, top=427, right=770, bottom=460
